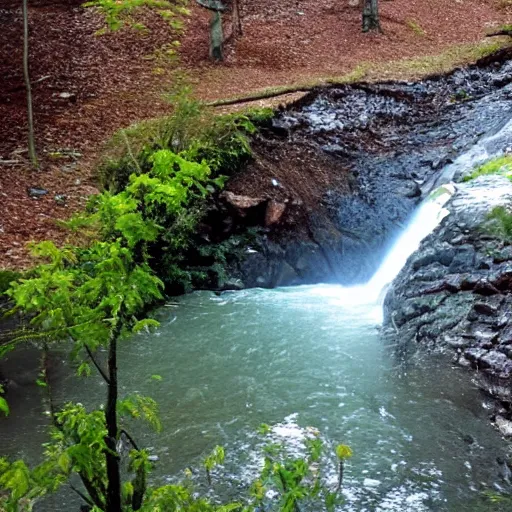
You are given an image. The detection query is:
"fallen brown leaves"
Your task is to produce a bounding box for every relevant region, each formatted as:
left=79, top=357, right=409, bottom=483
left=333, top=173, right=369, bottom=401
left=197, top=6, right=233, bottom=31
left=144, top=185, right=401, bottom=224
left=0, top=0, right=511, bottom=269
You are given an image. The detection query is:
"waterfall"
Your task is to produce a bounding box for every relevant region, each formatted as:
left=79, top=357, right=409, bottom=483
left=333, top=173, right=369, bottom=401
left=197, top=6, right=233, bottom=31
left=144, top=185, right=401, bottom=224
left=309, top=115, right=512, bottom=313
left=308, top=184, right=454, bottom=312
left=364, top=184, right=454, bottom=300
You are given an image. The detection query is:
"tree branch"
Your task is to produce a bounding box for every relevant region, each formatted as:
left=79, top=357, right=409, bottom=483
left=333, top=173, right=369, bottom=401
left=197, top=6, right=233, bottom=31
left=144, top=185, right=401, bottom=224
left=205, top=85, right=313, bottom=107
left=85, top=344, right=110, bottom=385
left=78, top=472, right=106, bottom=510
left=486, top=30, right=512, bottom=38
left=120, top=429, right=140, bottom=451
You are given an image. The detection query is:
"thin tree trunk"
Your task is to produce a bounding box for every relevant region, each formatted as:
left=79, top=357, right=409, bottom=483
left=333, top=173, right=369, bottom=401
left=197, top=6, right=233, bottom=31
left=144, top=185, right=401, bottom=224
left=22, top=0, right=38, bottom=167
left=362, top=0, right=381, bottom=33
left=209, top=10, right=224, bottom=61
left=105, top=321, right=123, bottom=512
left=232, top=0, right=242, bottom=36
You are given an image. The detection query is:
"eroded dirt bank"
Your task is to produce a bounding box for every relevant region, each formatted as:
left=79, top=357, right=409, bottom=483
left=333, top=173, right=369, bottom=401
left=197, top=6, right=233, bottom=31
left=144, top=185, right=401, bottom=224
left=211, top=49, right=512, bottom=289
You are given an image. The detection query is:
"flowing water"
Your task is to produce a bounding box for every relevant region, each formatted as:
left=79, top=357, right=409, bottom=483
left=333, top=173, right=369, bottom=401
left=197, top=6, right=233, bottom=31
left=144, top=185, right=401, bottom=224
left=2, top=182, right=512, bottom=511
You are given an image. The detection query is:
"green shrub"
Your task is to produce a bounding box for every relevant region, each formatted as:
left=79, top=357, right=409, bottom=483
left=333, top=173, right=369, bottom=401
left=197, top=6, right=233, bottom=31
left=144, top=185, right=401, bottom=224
left=93, top=89, right=274, bottom=292
left=98, top=89, right=272, bottom=193
left=463, top=155, right=512, bottom=182
left=0, top=270, right=21, bottom=296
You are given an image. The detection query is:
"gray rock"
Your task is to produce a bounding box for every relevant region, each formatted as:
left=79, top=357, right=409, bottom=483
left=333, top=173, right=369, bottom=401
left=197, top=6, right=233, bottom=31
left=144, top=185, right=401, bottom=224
left=384, top=175, right=512, bottom=423
left=27, top=187, right=48, bottom=198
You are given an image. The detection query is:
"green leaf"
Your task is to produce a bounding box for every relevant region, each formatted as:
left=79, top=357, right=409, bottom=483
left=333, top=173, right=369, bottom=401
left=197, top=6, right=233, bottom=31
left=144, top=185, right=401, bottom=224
left=258, top=423, right=271, bottom=435
left=132, top=318, right=160, bottom=333
left=150, top=374, right=163, bottom=381
left=0, top=396, right=9, bottom=417
left=57, top=452, right=71, bottom=473
left=204, top=445, right=225, bottom=471
left=335, top=444, right=353, bottom=460
left=77, top=362, right=92, bottom=377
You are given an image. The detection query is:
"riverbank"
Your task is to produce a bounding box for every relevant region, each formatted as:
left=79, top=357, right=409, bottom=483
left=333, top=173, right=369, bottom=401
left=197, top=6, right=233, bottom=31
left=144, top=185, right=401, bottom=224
left=1, top=0, right=511, bottom=269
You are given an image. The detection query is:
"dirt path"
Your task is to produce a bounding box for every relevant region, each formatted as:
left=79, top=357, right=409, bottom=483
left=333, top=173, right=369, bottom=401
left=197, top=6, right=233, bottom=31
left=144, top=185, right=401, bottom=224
left=0, top=0, right=511, bottom=269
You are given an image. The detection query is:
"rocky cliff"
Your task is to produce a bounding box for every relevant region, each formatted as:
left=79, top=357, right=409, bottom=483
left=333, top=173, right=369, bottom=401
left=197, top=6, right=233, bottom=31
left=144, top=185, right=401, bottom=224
left=384, top=173, right=512, bottom=435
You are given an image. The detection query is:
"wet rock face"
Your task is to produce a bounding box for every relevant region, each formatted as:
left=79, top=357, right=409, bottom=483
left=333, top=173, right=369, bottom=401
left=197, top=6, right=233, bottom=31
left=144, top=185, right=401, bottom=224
left=226, top=52, right=512, bottom=288
left=383, top=176, right=512, bottom=406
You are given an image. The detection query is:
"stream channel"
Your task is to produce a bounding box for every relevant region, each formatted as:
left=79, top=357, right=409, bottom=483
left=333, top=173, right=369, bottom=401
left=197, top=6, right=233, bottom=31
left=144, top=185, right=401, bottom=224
left=2, top=56, right=512, bottom=511
left=2, top=187, right=512, bottom=511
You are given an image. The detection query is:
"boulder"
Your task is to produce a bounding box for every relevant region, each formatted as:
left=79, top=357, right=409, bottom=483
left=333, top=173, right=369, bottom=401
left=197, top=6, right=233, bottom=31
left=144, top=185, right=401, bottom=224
left=221, top=191, right=266, bottom=210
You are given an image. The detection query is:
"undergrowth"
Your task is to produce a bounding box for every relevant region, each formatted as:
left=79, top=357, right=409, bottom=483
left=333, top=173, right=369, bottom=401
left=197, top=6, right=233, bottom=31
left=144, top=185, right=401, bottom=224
left=88, top=88, right=273, bottom=292
left=0, top=271, right=21, bottom=296
left=84, top=0, right=190, bottom=34
left=464, top=156, right=512, bottom=242
left=486, top=205, right=512, bottom=241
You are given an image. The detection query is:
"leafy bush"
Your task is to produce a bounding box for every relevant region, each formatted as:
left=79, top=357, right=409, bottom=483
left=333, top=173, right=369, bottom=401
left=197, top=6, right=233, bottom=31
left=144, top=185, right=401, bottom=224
left=0, top=270, right=21, bottom=296
left=98, top=89, right=268, bottom=194
left=93, top=90, right=273, bottom=292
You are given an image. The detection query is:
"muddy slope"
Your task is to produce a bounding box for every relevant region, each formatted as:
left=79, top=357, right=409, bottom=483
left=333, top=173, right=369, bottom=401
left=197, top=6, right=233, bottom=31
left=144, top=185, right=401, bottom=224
left=214, top=49, right=512, bottom=289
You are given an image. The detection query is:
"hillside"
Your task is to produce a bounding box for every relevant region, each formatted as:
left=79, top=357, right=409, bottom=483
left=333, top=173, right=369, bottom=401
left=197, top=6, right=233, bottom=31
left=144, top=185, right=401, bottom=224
left=0, top=0, right=511, bottom=268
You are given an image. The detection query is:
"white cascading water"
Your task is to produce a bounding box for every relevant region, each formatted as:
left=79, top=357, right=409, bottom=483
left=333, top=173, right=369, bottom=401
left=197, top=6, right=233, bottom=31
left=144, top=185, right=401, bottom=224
left=308, top=184, right=454, bottom=318
left=364, top=184, right=455, bottom=300
left=308, top=115, right=512, bottom=314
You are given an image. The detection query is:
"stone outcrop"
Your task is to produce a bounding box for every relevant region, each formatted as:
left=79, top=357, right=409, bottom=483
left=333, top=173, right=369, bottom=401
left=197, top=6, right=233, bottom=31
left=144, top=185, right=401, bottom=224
left=384, top=175, right=512, bottom=421
left=216, top=51, right=512, bottom=290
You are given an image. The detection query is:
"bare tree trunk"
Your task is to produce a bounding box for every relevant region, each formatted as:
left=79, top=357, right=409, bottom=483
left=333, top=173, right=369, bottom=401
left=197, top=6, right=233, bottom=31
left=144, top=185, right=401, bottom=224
left=362, top=0, right=381, bottom=33
left=22, top=0, right=38, bottom=167
left=209, top=10, right=224, bottom=61
left=232, top=0, right=243, bottom=36
left=105, top=321, right=123, bottom=512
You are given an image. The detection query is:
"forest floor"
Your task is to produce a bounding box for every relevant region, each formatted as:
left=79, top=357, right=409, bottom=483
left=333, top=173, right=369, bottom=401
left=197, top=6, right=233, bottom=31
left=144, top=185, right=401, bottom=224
left=0, top=0, right=511, bottom=269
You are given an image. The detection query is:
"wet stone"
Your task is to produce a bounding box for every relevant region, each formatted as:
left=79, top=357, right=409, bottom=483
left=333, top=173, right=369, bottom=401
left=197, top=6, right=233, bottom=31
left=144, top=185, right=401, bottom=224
left=27, top=187, right=48, bottom=198
left=473, top=302, right=498, bottom=316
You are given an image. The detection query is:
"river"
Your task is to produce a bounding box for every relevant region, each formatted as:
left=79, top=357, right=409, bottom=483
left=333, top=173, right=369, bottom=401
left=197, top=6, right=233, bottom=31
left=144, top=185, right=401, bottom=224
left=1, top=185, right=511, bottom=511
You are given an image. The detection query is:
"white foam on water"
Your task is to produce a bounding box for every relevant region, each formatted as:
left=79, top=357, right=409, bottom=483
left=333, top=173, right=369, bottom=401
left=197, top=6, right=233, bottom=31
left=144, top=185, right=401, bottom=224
left=307, top=184, right=455, bottom=320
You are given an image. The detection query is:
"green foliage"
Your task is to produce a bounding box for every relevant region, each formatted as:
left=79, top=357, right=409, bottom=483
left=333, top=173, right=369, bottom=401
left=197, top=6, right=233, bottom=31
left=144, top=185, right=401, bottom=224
left=335, top=444, right=353, bottom=460
left=5, top=240, right=163, bottom=356
left=251, top=430, right=345, bottom=512
left=204, top=446, right=225, bottom=472
left=482, top=489, right=512, bottom=504
left=84, top=0, right=190, bottom=34
left=305, top=438, right=323, bottom=462
left=0, top=458, right=38, bottom=511
left=0, top=270, right=21, bottom=295
left=99, top=88, right=266, bottom=194
left=485, top=206, right=512, bottom=241
left=204, top=445, right=225, bottom=486
left=0, top=385, right=8, bottom=417
left=118, top=394, right=163, bottom=432
left=463, top=155, right=512, bottom=182
left=94, top=88, right=270, bottom=292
